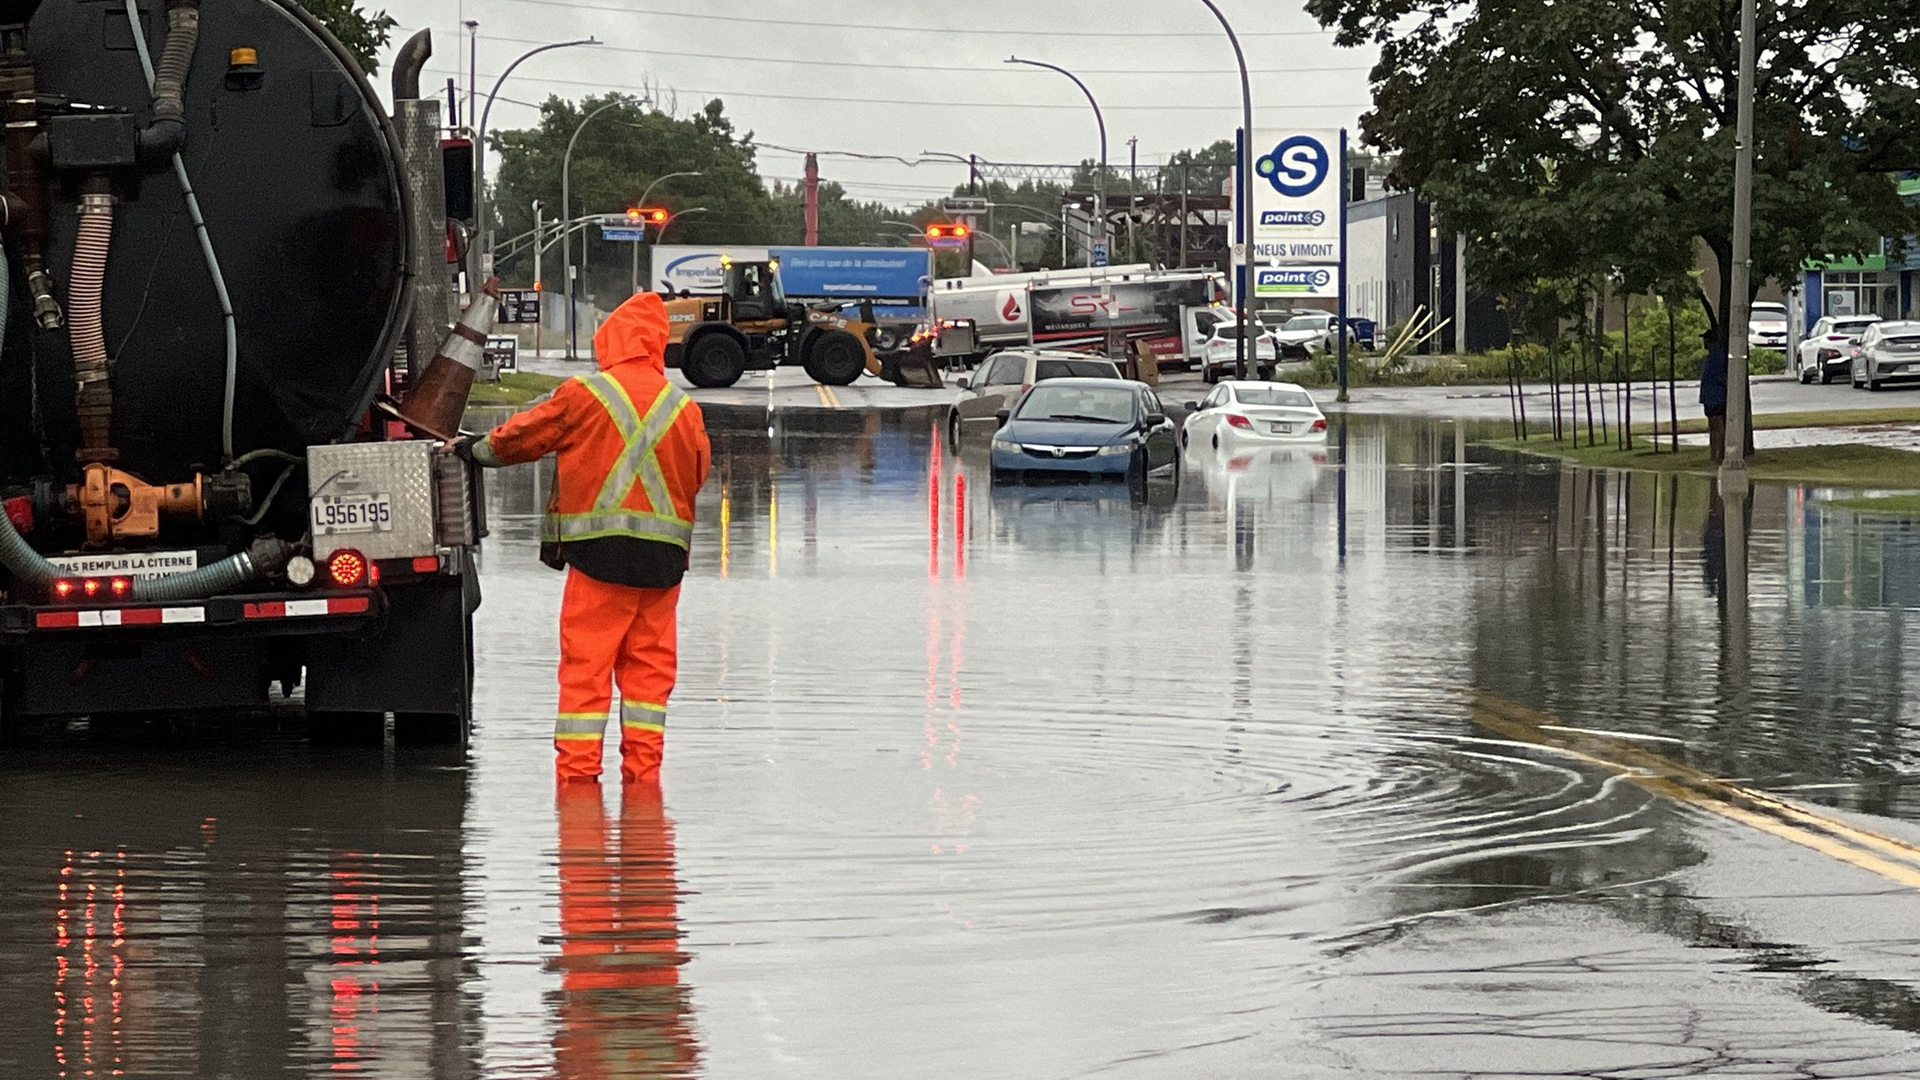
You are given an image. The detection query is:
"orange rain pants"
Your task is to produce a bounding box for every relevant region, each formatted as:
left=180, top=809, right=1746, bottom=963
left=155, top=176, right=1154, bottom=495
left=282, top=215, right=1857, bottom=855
left=554, top=784, right=697, bottom=1077
left=556, top=569, right=681, bottom=784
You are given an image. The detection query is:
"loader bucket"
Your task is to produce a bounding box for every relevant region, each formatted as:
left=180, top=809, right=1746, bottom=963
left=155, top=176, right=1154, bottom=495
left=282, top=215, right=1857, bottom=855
left=881, top=339, right=945, bottom=389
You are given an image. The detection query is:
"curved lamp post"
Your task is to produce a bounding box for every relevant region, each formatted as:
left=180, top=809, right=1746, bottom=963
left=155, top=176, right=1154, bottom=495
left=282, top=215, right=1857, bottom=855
left=1005, top=56, right=1106, bottom=267
left=1196, top=0, right=1255, bottom=379
left=472, top=36, right=599, bottom=286
left=561, top=99, right=623, bottom=358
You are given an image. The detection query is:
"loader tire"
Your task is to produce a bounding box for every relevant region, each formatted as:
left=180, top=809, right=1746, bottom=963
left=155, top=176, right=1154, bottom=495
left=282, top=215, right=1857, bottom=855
left=685, top=334, right=747, bottom=389
left=804, top=329, right=866, bottom=386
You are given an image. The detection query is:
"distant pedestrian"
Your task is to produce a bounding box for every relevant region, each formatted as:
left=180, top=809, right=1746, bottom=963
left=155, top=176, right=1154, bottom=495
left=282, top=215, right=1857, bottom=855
left=1699, top=332, right=1728, bottom=463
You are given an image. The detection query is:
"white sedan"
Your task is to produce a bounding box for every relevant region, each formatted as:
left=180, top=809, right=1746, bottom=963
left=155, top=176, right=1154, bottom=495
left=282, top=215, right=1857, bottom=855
left=1181, top=381, right=1328, bottom=450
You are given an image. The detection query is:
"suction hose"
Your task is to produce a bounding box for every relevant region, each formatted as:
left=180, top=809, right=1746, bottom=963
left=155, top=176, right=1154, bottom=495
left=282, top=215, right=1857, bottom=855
left=0, top=239, right=282, bottom=604
left=132, top=537, right=292, bottom=602
left=70, top=187, right=114, bottom=459
left=135, top=0, right=200, bottom=163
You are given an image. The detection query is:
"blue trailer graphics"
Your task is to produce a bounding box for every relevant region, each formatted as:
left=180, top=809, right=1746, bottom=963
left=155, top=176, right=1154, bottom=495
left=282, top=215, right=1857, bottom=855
left=652, top=245, right=932, bottom=302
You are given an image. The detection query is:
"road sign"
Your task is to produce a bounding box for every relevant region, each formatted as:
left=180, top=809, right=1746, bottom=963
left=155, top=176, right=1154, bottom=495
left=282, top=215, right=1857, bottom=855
left=496, top=289, right=541, bottom=324
left=600, top=225, right=647, bottom=242
left=1091, top=241, right=1109, bottom=267
left=1250, top=128, right=1343, bottom=260
left=942, top=196, right=990, bottom=215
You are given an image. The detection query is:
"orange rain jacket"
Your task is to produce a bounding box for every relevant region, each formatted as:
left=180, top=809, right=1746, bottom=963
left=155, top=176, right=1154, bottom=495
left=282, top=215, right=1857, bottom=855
left=480, top=293, right=711, bottom=588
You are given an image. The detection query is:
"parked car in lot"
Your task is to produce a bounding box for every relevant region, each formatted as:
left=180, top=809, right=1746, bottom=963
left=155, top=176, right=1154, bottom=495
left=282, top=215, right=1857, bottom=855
left=1798, top=314, right=1882, bottom=383
left=1748, top=301, right=1790, bottom=351
left=1271, top=311, right=1359, bottom=358
left=947, top=351, right=1122, bottom=447
left=989, top=379, right=1178, bottom=484
left=1851, top=321, right=1920, bottom=391
left=1200, top=318, right=1279, bottom=383
left=1180, top=381, right=1327, bottom=450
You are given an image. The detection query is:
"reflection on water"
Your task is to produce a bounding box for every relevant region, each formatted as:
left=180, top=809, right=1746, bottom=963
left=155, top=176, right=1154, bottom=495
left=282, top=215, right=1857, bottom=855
left=5, top=403, right=1920, bottom=1075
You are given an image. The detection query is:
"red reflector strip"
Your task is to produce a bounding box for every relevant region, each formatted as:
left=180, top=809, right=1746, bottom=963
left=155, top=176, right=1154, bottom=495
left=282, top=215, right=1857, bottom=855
left=34, top=606, right=204, bottom=629
left=243, top=596, right=371, bottom=619
left=411, top=555, right=441, bottom=573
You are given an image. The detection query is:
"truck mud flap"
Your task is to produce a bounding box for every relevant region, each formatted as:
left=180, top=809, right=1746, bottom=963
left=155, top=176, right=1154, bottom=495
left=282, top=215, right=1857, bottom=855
left=307, top=573, right=478, bottom=722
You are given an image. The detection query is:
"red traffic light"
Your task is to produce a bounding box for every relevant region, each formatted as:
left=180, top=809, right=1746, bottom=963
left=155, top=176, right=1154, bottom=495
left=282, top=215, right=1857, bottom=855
left=925, top=223, right=969, bottom=240
left=628, top=207, right=669, bottom=225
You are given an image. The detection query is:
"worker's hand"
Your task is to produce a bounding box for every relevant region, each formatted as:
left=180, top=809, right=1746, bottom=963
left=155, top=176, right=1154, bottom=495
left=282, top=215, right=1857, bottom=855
left=441, top=436, right=477, bottom=462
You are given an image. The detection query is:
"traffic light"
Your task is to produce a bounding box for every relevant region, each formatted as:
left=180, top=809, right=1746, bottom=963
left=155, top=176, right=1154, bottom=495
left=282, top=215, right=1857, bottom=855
left=925, top=222, right=969, bottom=242
left=627, top=207, right=669, bottom=226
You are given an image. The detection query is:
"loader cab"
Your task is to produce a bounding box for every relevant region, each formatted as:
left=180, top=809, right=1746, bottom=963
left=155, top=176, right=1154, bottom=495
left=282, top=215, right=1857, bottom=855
left=724, top=259, right=785, bottom=323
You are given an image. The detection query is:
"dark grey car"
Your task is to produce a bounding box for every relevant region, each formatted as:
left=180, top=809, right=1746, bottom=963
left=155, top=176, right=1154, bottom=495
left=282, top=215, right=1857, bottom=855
left=946, top=351, right=1122, bottom=448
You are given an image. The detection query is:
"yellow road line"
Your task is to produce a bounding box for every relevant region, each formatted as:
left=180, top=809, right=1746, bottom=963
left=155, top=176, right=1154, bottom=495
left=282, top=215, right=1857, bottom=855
left=822, top=384, right=842, bottom=409
left=813, top=382, right=832, bottom=408
left=1472, top=693, right=1920, bottom=889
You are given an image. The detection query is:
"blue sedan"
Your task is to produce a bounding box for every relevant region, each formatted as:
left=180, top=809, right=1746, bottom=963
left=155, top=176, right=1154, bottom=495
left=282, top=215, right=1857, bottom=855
left=988, top=378, right=1180, bottom=483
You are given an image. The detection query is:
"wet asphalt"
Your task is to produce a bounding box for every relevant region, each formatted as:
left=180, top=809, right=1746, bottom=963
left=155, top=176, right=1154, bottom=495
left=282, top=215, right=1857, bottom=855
left=5, top=403, right=1920, bottom=1077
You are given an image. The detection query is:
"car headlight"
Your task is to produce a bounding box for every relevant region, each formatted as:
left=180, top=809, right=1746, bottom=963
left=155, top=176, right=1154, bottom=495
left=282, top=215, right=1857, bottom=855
left=1096, top=442, right=1134, bottom=456
left=991, top=438, right=1020, bottom=453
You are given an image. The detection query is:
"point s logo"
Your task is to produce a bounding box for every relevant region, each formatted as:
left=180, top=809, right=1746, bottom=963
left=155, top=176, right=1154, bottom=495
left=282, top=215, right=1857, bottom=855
left=1000, top=292, right=1023, bottom=323
left=1256, top=134, right=1330, bottom=197
left=1256, top=268, right=1332, bottom=290
left=1259, top=209, right=1328, bottom=227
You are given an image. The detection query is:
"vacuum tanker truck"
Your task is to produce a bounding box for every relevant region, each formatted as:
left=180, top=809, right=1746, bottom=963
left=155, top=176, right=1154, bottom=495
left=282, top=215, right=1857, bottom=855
left=0, top=6, right=485, bottom=744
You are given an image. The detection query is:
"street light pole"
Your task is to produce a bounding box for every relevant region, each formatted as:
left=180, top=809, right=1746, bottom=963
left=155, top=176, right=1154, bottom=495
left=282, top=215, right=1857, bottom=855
left=1722, top=0, right=1758, bottom=478
left=562, top=99, right=622, bottom=360
left=1197, top=0, right=1255, bottom=381
left=1006, top=56, right=1106, bottom=268
left=469, top=37, right=600, bottom=292
left=532, top=199, right=543, bottom=355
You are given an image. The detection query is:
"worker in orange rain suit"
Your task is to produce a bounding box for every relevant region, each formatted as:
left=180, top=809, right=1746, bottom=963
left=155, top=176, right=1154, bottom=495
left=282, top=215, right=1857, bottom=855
left=552, top=782, right=698, bottom=1076
left=458, top=291, right=711, bottom=784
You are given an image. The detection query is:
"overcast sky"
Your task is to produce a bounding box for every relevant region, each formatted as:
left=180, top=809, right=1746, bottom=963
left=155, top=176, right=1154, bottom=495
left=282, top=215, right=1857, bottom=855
left=378, top=0, right=1380, bottom=208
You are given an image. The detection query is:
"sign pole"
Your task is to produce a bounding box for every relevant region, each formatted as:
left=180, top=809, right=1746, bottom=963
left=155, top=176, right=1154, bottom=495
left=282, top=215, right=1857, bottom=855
left=1235, top=127, right=1249, bottom=381
left=1337, top=128, right=1350, bottom=403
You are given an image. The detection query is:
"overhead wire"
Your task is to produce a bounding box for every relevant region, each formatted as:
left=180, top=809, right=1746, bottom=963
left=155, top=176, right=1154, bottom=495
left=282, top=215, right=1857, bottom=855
left=423, top=68, right=1367, bottom=111
left=437, top=0, right=1344, bottom=37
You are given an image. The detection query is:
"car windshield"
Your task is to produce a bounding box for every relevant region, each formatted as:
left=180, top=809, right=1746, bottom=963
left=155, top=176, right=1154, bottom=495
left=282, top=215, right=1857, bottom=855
left=1233, top=387, right=1316, bottom=408
left=1285, top=315, right=1329, bottom=330
left=1034, top=359, right=1120, bottom=380
left=1835, top=320, right=1877, bottom=332
left=1212, top=324, right=1255, bottom=340
left=1016, top=385, right=1136, bottom=423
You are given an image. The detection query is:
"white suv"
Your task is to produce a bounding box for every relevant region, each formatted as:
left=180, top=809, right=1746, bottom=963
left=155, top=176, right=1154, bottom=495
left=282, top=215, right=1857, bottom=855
left=1797, top=314, right=1881, bottom=384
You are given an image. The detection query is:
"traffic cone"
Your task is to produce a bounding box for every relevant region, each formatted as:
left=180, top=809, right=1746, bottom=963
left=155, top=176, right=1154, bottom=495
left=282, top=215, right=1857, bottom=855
left=400, top=276, right=501, bottom=440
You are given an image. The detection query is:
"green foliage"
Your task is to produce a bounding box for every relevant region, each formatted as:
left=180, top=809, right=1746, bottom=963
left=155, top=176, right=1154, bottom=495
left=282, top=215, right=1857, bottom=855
left=298, top=0, right=395, bottom=74
left=1309, top=0, right=1920, bottom=335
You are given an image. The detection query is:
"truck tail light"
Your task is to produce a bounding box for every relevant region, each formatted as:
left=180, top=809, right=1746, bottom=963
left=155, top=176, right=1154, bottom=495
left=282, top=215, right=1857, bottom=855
left=1226, top=414, right=1253, bottom=430
left=327, top=549, right=368, bottom=588
left=3, top=494, right=29, bottom=533
left=53, top=579, right=74, bottom=599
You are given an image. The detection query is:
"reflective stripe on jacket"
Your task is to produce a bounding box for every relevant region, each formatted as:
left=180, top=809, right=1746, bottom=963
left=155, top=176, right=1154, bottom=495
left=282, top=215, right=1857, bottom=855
left=484, top=362, right=709, bottom=588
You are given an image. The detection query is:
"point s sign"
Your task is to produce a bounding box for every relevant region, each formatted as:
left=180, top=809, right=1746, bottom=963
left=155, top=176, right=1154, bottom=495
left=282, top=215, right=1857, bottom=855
left=1250, top=129, right=1342, bottom=250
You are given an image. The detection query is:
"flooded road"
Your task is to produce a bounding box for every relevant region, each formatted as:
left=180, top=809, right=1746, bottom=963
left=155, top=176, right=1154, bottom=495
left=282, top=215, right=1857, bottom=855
left=6, top=405, right=1920, bottom=1077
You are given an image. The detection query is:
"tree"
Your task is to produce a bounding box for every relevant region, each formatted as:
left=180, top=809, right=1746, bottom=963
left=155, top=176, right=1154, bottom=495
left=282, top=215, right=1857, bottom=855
left=300, top=0, right=396, bottom=74
left=489, top=95, right=783, bottom=301
left=1307, top=0, right=1920, bottom=342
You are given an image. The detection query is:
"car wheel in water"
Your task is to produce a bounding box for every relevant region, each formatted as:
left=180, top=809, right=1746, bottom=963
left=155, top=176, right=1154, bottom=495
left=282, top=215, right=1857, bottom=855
left=947, top=411, right=962, bottom=451
left=1211, top=433, right=1220, bottom=449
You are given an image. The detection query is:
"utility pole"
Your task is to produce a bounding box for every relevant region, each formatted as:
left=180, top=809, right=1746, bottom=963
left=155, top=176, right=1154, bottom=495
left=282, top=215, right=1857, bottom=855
left=966, top=153, right=979, bottom=270
left=1722, top=0, right=1757, bottom=480
left=532, top=199, right=543, bottom=356
left=1127, top=136, right=1138, bottom=264
left=804, top=153, right=820, bottom=246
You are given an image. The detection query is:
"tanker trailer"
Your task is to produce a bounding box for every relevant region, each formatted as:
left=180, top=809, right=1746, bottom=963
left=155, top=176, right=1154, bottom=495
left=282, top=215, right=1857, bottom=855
left=0, top=5, right=485, bottom=745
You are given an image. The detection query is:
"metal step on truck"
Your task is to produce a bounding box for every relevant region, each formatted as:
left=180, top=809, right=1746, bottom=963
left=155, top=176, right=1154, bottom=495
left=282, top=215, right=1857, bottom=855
left=0, top=9, right=489, bottom=746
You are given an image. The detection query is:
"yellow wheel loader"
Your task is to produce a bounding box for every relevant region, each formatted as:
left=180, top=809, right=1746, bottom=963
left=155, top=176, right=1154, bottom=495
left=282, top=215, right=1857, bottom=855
left=660, top=258, right=944, bottom=390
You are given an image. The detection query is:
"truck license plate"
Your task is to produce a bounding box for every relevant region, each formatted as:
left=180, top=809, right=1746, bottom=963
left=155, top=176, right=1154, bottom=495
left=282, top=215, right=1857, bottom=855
left=311, top=493, right=395, bottom=535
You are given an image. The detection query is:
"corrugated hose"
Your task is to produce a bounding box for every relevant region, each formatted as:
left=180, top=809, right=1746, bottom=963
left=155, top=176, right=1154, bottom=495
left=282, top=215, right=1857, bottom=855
left=0, top=237, right=286, bottom=602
